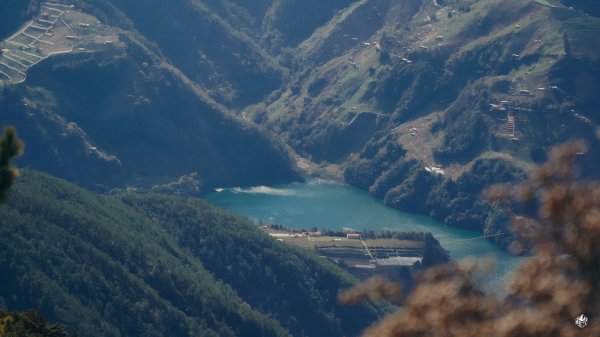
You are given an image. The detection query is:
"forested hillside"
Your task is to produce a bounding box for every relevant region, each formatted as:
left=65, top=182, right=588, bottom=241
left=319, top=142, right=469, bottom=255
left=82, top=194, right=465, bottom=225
left=0, top=1, right=301, bottom=191
left=1, top=0, right=599, bottom=253
left=0, top=170, right=383, bottom=337
left=248, top=0, right=600, bottom=244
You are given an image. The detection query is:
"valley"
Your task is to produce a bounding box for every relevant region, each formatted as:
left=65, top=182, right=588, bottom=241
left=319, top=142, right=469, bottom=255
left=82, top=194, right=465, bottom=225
left=205, top=177, right=523, bottom=293
left=0, top=170, right=386, bottom=337
left=265, top=227, right=431, bottom=280
left=1, top=1, right=302, bottom=191
left=2, top=1, right=598, bottom=235
left=0, top=0, right=599, bottom=336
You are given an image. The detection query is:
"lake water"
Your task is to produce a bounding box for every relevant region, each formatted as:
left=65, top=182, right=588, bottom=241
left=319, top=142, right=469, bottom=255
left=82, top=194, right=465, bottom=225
left=205, top=177, right=523, bottom=293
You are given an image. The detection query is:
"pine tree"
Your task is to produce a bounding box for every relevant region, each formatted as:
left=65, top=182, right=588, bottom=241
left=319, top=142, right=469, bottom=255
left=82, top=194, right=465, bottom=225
left=0, top=126, right=23, bottom=203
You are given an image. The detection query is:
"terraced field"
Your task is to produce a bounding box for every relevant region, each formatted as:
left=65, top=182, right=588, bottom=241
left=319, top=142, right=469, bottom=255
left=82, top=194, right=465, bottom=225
left=0, top=1, right=120, bottom=84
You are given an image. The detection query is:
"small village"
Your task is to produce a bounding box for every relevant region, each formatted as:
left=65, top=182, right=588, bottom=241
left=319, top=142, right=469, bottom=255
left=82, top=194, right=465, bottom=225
left=0, top=1, right=119, bottom=85
left=263, top=225, right=424, bottom=279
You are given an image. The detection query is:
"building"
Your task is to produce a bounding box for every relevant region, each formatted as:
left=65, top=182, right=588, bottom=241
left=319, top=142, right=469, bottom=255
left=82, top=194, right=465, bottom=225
left=376, top=256, right=423, bottom=267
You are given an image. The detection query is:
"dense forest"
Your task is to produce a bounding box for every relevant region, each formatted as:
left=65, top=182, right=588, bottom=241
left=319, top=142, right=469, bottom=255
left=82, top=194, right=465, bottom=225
left=0, top=170, right=386, bottom=337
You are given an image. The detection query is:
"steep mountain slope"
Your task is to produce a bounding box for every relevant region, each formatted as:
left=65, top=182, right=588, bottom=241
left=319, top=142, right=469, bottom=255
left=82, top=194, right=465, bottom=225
left=1, top=0, right=599, bottom=243
left=69, top=0, right=366, bottom=107
left=259, top=0, right=600, bottom=161
left=0, top=170, right=383, bottom=337
left=0, top=1, right=36, bottom=40
left=0, top=2, right=301, bottom=191
left=248, top=0, right=600, bottom=243
left=85, top=0, right=285, bottom=107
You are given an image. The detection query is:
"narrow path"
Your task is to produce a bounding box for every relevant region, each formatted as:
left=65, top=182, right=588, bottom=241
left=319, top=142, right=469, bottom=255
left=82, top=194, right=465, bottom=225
left=0, top=62, right=25, bottom=76
left=43, top=3, right=74, bottom=9
left=37, top=39, right=55, bottom=45
left=0, top=70, right=11, bottom=79
left=30, top=24, right=50, bottom=30
left=4, top=54, right=30, bottom=68
left=21, top=51, right=44, bottom=59
left=9, top=53, right=35, bottom=65
left=361, top=239, right=375, bottom=260
left=59, top=16, right=71, bottom=30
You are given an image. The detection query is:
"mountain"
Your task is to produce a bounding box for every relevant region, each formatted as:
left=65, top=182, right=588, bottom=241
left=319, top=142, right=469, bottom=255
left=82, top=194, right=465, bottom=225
left=2, top=0, right=599, bottom=241
left=0, top=1, right=301, bottom=191
left=246, top=0, right=600, bottom=244
left=0, top=170, right=385, bottom=337
left=2, top=1, right=598, bottom=335
left=7, top=1, right=600, bottom=336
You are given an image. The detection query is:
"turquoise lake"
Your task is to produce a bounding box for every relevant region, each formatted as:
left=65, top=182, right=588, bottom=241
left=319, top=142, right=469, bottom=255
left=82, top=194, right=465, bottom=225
left=205, top=177, right=523, bottom=293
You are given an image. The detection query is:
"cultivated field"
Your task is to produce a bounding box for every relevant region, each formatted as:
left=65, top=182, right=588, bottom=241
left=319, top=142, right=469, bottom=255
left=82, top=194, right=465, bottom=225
left=0, top=1, right=121, bottom=84
left=265, top=228, right=425, bottom=277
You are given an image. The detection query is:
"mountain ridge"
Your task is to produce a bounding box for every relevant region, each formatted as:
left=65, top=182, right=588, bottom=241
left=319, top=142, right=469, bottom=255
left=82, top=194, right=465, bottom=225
left=249, top=0, right=600, bottom=244
left=0, top=2, right=302, bottom=190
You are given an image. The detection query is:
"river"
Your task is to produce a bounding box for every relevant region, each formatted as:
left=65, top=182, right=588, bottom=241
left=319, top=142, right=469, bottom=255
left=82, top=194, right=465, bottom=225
left=205, top=177, right=523, bottom=293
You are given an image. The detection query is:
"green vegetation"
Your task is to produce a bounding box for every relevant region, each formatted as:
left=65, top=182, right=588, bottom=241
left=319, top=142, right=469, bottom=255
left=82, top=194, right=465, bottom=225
left=345, top=143, right=528, bottom=245
left=92, top=0, right=286, bottom=106
left=2, top=1, right=599, bottom=335
left=364, top=239, right=421, bottom=249
left=1, top=0, right=598, bottom=290
left=560, top=0, right=600, bottom=18
left=0, top=31, right=301, bottom=190
left=341, top=141, right=600, bottom=337
left=3, top=0, right=597, bottom=245
left=255, top=0, right=600, bottom=246
left=0, top=170, right=381, bottom=337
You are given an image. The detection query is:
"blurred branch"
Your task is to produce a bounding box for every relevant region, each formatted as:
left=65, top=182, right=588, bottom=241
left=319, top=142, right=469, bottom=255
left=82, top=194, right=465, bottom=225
left=0, top=126, right=24, bottom=203
left=342, top=140, right=600, bottom=337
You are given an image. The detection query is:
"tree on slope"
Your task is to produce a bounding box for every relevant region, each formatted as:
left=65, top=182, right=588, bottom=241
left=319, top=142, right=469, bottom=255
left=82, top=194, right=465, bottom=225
left=0, top=127, right=74, bottom=336
left=0, top=126, right=23, bottom=203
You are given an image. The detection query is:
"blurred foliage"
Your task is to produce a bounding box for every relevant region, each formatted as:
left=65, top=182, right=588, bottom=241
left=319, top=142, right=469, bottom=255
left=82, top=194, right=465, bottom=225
left=0, top=126, right=23, bottom=203
left=0, top=309, right=75, bottom=337
left=341, top=141, right=600, bottom=336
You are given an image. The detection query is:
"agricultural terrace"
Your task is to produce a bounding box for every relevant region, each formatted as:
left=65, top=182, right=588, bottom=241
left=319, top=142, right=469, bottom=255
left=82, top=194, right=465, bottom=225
left=266, top=229, right=424, bottom=278
left=0, top=1, right=121, bottom=85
